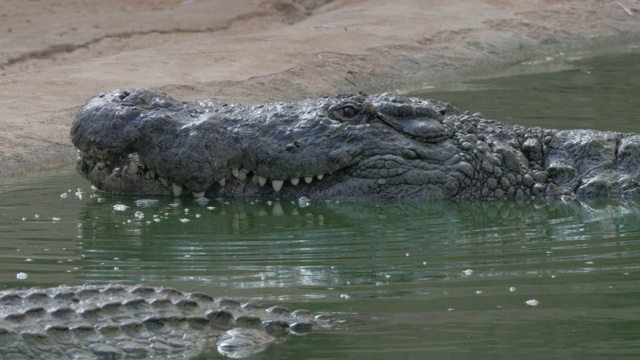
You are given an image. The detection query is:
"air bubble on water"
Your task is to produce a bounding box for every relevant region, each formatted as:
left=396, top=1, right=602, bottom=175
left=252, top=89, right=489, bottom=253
left=509, top=287, right=516, bottom=292
left=60, top=193, right=68, bottom=199
left=462, top=269, right=474, bottom=276
left=134, top=211, right=144, bottom=220
left=207, top=206, right=215, bottom=210
left=184, top=208, right=190, bottom=213
left=75, top=188, right=84, bottom=200
left=585, top=261, right=594, bottom=265
left=385, top=274, right=391, bottom=279
left=340, top=294, right=350, bottom=299
left=422, top=261, right=427, bottom=265
left=525, top=299, right=540, bottom=306
left=113, top=204, right=129, bottom=211
left=135, top=199, right=159, bottom=207
left=405, top=253, right=409, bottom=257
left=180, top=218, right=190, bottom=223
left=475, top=290, right=483, bottom=295
left=21, top=217, right=26, bottom=221
left=16, top=272, right=27, bottom=280
left=113, top=267, right=120, bottom=271
left=25, top=258, right=32, bottom=262
left=34, top=214, right=40, bottom=219
left=267, top=201, right=273, bottom=206
left=153, top=218, right=161, bottom=223
left=97, top=197, right=105, bottom=203
left=298, top=197, right=310, bottom=208
left=447, top=308, right=454, bottom=312
left=52, top=217, right=61, bottom=222
left=195, top=214, right=201, bottom=218
left=551, top=275, right=557, bottom=279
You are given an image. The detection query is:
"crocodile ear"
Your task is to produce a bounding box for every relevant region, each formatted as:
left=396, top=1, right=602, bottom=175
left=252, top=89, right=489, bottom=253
left=378, top=113, right=452, bottom=143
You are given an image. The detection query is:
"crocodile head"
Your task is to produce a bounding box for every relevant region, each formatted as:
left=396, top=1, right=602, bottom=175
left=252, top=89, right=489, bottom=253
left=71, top=88, right=471, bottom=199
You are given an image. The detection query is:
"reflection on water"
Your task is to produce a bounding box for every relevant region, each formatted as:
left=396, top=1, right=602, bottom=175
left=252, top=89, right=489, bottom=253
left=3, top=50, right=640, bottom=359
left=2, top=169, right=640, bottom=359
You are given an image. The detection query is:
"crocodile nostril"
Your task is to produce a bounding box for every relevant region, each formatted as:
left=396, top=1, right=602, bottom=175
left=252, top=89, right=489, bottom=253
left=118, top=90, right=132, bottom=100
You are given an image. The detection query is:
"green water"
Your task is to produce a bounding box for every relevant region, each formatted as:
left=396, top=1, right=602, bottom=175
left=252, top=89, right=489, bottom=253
left=2, top=49, right=640, bottom=359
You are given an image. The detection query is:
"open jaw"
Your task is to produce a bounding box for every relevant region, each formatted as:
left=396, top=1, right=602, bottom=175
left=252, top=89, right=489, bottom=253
left=71, top=88, right=460, bottom=200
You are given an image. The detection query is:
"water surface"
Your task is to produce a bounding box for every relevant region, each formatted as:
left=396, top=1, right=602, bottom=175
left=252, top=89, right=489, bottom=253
left=2, top=49, right=640, bottom=359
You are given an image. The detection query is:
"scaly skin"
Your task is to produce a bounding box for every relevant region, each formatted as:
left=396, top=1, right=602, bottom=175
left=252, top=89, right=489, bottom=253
left=71, top=89, right=640, bottom=200
left=0, top=284, right=330, bottom=359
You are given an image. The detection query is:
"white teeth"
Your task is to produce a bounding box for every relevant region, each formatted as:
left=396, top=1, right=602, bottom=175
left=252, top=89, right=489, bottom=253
left=316, top=174, right=324, bottom=180
left=231, top=168, right=239, bottom=178
left=272, top=180, right=284, bottom=192
left=193, top=191, right=205, bottom=198
left=139, top=159, right=146, bottom=169
left=258, top=176, right=267, bottom=187
left=149, top=170, right=156, bottom=178
left=218, top=178, right=226, bottom=187
left=172, top=183, right=183, bottom=197
left=238, top=169, right=249, bottom=181
left=304, top=176, right=313, bottom=184
left=126, top=161, right=138, bottom=175
left=145, top=172, right=152, bottom=180
left=159, top=177, right=170, bottom=187
left=290, top=177, right=300, bottom=186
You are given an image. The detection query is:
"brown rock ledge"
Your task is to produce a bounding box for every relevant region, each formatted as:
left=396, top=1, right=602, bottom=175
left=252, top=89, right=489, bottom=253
left=0, top=0, right=639, bottom=178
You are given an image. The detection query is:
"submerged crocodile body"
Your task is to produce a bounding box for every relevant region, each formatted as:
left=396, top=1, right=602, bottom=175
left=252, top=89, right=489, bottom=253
left=71, top=89, right=640, bottom=200
left=0, top=284, right=331, bottom=359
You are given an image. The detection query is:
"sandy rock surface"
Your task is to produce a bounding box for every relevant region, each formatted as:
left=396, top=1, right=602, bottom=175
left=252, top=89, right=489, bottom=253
left=1, top=0, right=639, bottom=178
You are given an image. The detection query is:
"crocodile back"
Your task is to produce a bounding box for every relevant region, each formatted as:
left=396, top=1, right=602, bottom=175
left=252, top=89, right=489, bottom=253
left=0, top=284, right=320, bottom=359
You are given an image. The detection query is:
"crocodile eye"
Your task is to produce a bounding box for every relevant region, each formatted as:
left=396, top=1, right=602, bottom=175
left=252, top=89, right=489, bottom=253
left=341, top=105, right=359, bottom=118
left=329, top=103, right=362, bottom=122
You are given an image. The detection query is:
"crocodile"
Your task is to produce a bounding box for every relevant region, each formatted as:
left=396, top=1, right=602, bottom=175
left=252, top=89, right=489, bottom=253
left=71, top=88, right=640, bottom=200
left=0, top=284, right=334, bottom=359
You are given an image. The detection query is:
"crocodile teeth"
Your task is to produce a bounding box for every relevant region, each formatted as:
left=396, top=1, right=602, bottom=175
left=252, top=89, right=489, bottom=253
left=145, top=172, right=152, bottom=180
left=304, top=176, right=313, bottom=184
left=139, top=159, right=146, bottom=169
left=149, top=170, right=156, bottom=178
left=159, top=177, right=170, bottom=187
left=272, top=180, right=284, bottom=192
left=218, top=178, right=226, bottom=187
left=237, top=168, right=249, bottom=181
left=258, top=176, right=268, bottom=187
left=290, top=177, right=300, bottom=186
left=172, top=183, right=183, bottom=197
left=193, top=191, right=205, bottom=198
left=126, top=161, right=138, bottom=175
left=316, top=174, right=324, bottom=180
left=231, top=168, right=239, bottom=178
